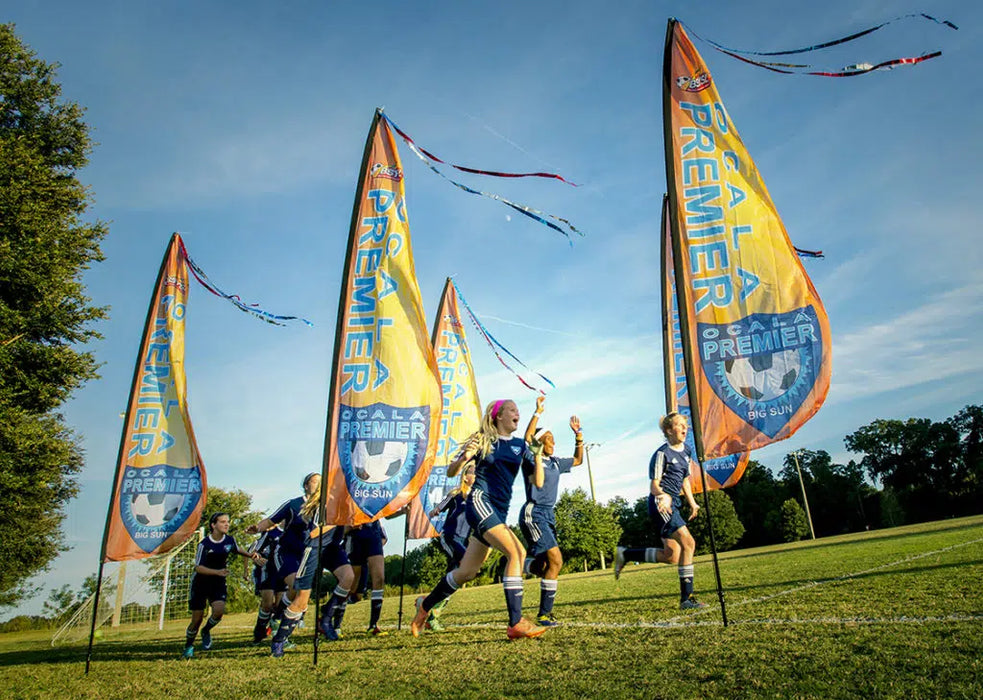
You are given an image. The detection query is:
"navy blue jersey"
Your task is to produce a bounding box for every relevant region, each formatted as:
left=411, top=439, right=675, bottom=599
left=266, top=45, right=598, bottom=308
left=472, top=437, right=526, bottom=510
left=268, top=496, right=313, bottom=555
left=194, top=534, right=240, bottom=571
left=441, top=492, right=470, bottom=544
left=522, top=454, right=574, bottom=508
left=649, top=443, right=692, bottom=497
left=250, top=526, right=282, bottom=561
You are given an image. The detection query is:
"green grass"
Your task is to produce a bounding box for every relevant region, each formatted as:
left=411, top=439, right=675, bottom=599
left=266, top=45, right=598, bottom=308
left=2, top=516, right=981, bottom=699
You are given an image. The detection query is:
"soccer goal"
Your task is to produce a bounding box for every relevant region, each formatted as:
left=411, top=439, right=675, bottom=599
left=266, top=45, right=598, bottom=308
left=51, top=528, right=204, bottom=646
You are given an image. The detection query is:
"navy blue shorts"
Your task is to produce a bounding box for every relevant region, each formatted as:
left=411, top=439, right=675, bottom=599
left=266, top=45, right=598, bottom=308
left=465, top=488, right=508, bottom=546
left=520, top=503, right=558, bottom=557
left=648, top=494, right=687, bottom=539
left=293, top=542, right=350, bottom=592
left=188, top=575, right=227, bottom=610
left=348, top=527, right=384, bottom=566
left=253, top=558, right=283, bottom=594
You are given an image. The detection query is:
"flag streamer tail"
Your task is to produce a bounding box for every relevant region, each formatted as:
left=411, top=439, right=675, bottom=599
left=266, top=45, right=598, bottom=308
left=450, top=279, right=555, bottom=394
left=178, top=240, right=314, bottom=327
left=382, top=113, right=584, bottom=242
left=681, top=13, right=955, bottom=76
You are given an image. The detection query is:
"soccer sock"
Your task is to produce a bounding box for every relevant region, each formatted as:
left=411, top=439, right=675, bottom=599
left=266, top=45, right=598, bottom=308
left=678, top=564, right=694, bottom=601
left=201, top=616, right=219, bottom=634
left=623, top=547, right=646, bottom=563
left=273, top=591, right=290, bottom=619
left=503, top=576, right=524, bottom=627
left=538, top=579, right=558, bottom=617
left=273, top=607, right=304, bottom=643
left=184, top=627, right=196, bottom=648
left=331, top=601, right=347, bottom=630
left=322, top=584, right=350, bottom=629
left=644, top=548, right=663, bottom=564
left=254, top=609, right=272, bottom=638
left=422, top=571, right=460, bottom=612
left=369, top=589, right=384, bottom=628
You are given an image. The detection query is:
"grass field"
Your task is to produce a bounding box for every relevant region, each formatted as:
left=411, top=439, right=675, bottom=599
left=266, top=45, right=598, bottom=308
left=1, top=516, right=981, bottom=699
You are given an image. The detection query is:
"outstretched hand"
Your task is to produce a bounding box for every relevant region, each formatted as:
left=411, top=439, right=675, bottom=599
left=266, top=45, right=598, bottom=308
left=569, top=415, right=581, bottom=433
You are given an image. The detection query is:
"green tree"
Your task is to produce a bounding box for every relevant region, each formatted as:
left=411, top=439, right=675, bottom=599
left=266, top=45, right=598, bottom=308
left=729, top=460, right=787, bottom=546
left=613, top=496, right=661, bottom=549
left=778, top=499, right=809, bottom=542
left=554, top=488, right=622, bottom=571
left=687, top=490, right=744, bottom=554
left=0, top=24, right=108, bottom=607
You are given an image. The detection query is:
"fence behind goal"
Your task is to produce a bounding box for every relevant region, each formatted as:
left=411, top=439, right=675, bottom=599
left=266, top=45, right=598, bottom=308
left=51, top=528, right=204, bottom=646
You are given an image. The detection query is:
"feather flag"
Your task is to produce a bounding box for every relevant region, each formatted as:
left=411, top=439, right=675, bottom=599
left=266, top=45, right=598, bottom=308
left=407, top=278, right=482, bottom=539
left=663, top=20, right=832, bottom=461
left=103, top=234, right=206, bottom=561
left=661, top=195, right=749, bottom=492
left=322, top=109, right=443, bottom=525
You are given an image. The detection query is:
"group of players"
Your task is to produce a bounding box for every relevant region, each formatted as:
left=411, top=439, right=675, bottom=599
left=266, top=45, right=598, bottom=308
left=181, top=396, right=705, bottom=657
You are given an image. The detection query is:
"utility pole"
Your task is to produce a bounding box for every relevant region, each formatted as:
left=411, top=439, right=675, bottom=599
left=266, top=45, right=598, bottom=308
left=792, top=450, right=816, bottom=540
left=584, top=443, right=605, bottom=569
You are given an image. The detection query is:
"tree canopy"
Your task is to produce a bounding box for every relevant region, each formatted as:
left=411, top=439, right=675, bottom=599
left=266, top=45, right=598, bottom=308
left=0, top=24, right=107, bottom=607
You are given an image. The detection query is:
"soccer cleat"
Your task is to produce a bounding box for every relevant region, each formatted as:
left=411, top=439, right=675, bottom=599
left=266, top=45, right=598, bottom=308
left=614, top=546, right=625, bottom=580
left=507, top=617, right=547, bottom=640
left=282, top=638, right=297, bottom=650
left=536, top=613, right=563, bottom=628
left=367, top=625, right=389, bottom=637
left=410, top=596, right=428, bottom=638
left=200, top=630, right=212, bottom=651
left=271, top=640, right=285, bottom=658
left=680, top=597, right=707, bottom=610
left=425, top=613, right=445, bottom=632
left=318, top=616, right=339, bottom=641
left=181, top=645, right=194, bottom=660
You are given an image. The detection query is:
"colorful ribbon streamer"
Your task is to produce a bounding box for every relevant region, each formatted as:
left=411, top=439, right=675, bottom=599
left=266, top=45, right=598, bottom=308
left=681, top=13, right=956, bottom=77
left=382, top=113, right=584, bottom=243
left=177, top=239, right=314, bottom=327
left=794, top=247, right=824, bottom=259
left=450, top=279, right=555, bottom=395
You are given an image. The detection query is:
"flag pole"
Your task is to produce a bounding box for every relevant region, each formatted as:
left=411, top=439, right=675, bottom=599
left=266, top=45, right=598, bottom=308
left=398, top=514, right=409, bottom=631
left=662, top=21, right=729, bottom=626
left=86, top=234, right=178, bottom=673
left=314, top=109, right=383, bottom=664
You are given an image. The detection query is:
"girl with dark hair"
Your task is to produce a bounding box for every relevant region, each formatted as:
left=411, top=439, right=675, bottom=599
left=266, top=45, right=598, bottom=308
left=183, top=512, right=261, bottom=659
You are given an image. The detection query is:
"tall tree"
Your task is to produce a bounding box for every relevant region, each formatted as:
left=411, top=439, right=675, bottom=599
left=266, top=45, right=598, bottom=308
left=0, top=24, right=107, bottom=607
left=687, top=489, right=744, bottom=554
left=554, top=488, right=622, bottom=571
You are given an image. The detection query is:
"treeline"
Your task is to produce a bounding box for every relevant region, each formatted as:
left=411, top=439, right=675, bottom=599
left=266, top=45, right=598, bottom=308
left=7, top=406, right=979, bottom=631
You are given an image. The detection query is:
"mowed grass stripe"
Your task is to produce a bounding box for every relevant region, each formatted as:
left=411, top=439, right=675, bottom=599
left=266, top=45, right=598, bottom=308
left=0, top=516, right=980, bottom=699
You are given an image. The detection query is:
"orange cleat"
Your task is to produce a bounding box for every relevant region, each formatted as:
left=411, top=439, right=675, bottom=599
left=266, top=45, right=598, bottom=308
left=506, top=617, right=547, bottom=640
left=410, top=596, right=429, bottom=638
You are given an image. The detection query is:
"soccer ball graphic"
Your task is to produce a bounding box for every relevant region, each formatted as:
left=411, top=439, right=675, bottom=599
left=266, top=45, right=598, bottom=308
left=351, top=439, right=408, bottom=483
left=130, top=492, right=185, bottom=527
left=724, top=349, right=801, bottom=402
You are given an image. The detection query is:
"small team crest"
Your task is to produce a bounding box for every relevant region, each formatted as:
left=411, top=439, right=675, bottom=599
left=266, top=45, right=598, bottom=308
left=511, top=445, right=522, bottom=456
left=338, top=402, right=430, bottom=518
left=119, top=463, right=202, bottom=553
left=420, top=464, right=453, bottom=532
left=699, top=307, right=823, bottom=438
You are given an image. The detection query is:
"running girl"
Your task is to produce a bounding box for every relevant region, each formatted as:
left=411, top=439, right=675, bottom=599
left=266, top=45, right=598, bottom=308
left=411, top=399, right=546, bottom=640
left=183, top=512, right=261, bottom=659
left=423, top=463, right=476, bottom=631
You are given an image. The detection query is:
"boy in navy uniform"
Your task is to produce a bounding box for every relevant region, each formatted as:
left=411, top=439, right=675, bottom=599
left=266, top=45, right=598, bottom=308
left=424, top=463, right=475, bottom=631
left=249, top=524, right=283, bottom=643
left=614, top=412, right=705, bottom=610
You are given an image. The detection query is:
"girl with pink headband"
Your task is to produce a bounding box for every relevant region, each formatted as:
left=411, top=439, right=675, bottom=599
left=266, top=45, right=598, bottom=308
left=411, top=398, right=547, bottom=640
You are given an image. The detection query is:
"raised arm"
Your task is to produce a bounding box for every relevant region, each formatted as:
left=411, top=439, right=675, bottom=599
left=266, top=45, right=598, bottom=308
left=570, top=415, right=584, bottom=466
left=524, top=395, right=546, bottom=443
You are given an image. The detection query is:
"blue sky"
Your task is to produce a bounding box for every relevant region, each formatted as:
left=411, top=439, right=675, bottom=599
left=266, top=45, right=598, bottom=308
left=4, top=0, right=980, bottom=618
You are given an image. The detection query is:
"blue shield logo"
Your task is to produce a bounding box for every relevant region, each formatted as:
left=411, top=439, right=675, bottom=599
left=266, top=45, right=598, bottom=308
left=337, top=403, right=430, bottom=518
left=699, top=307, right=823, bottom=438
left=119, top=464, right=202, bottom=553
